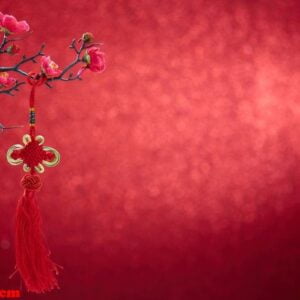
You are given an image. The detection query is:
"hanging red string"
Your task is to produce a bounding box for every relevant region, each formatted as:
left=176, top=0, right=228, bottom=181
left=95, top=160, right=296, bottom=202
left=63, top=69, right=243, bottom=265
left=7, top=73, right=61, bottom=293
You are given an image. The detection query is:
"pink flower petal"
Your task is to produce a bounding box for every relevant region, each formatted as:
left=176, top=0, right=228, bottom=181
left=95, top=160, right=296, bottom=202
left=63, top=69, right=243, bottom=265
left=15, top=20, right=29, bottom=33
left=86, top=47, right=106, bottom=73
left=40, top=56, right=62, bottom=77
left=1, top=14, right=29, bottom=33
left=2, top=15, right=18, bottom=32
left=0, top=72, right=16, bottom=86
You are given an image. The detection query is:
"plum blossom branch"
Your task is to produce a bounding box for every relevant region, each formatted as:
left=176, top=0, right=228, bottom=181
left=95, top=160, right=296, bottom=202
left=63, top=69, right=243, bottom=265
left=0, top=32, right=8, bottom=52
left=45, top=36, right=105, bottom=86
left=46, top=39, right=86, bottom=86
left=0, top=12, right=104, bottom=132
left=0, top=123, right=23, bottom=132
left=0, top=11, right=105, bottom=104
left=0, top=44, right=45, bottom=76
left=0, top=81, right=25, bottom=96
left=0, top=43, right=45, bottom=95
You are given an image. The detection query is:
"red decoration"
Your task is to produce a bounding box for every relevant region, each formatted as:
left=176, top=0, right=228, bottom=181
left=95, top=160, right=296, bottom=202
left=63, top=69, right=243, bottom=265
left=6, top=74, right=61, bottom=293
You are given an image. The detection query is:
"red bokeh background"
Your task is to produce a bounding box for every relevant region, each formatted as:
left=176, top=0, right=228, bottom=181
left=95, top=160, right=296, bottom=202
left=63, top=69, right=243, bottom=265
left=1, top=0, right=300, bottom=299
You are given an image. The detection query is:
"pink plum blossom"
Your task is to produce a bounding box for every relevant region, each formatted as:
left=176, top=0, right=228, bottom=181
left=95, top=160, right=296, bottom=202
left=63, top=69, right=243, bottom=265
left=40, top=56, right=62, bottom=77
left=83, top=47, right=105, bottom=73
left=0, top=72, right=16, bottom=87
left=6, top=44, right=20, bottom=55
left=0, top=12, right=29, bottom=34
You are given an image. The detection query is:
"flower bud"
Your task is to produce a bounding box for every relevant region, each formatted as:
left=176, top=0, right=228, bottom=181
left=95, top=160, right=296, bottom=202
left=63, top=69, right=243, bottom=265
left=0, top=27, right=11, bottom=35
left=82, top=32, right=94, bottom=43
left=82, top=53, right=91, bottom=64
left=6, top=44, right=20, bottom=55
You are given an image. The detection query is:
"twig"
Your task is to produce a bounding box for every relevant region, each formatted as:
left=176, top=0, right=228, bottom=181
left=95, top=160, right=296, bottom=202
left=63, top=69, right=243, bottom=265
left=47, top=39, right=87, bottom=84
left=0, top=123, right=24, bottom=132
left=0, top=37, right=100, bottom=92
left=69, top=38, right=79, bottom=54
left=0, top=31, right=33, bottom=54
left=0, top=33, right=9, bottom=53
left=0, top=44, right=45, bottom=76
left=0, top=81, right=26, bottom=96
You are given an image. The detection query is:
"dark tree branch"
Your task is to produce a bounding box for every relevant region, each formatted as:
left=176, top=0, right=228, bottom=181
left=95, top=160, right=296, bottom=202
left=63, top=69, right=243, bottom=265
left=0, top=31, right=33, bottom=54
left=0, top=123, right=24, bottom=132
left=0, top=32, right=103, bottom=129
left=0, top=33, right=9, bottom=53
left=69, top=38, right=79, bottom=54
left=0, top=81, right=26, bottom=96
left=0, top=44, right=45, bottom=75
left=0, top=36, right=101, bottom=94
left=47, top=39, right=87, bottom=84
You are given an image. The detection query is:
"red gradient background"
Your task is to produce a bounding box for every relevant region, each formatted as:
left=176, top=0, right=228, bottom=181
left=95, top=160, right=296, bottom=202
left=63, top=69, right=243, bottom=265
left=1, top=0, right=300, bottom=299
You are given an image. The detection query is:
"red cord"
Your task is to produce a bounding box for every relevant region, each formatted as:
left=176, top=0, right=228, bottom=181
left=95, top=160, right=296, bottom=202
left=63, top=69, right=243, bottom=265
left=13, top=73, right=60, bottom=293
left=27, top=73, right=46, bottom=138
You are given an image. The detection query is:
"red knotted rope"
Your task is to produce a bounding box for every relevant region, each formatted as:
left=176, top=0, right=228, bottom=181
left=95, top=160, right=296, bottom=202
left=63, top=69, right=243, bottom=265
left=27, top=73, right=46, bottom=139
left=13, top=73, right=60, bottom=293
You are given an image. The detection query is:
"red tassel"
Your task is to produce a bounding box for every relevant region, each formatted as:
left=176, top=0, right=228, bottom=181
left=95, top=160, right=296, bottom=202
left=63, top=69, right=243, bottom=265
left=7, top=74, right=61, bottom=293
left=15, top=174, right=59, bottom=293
